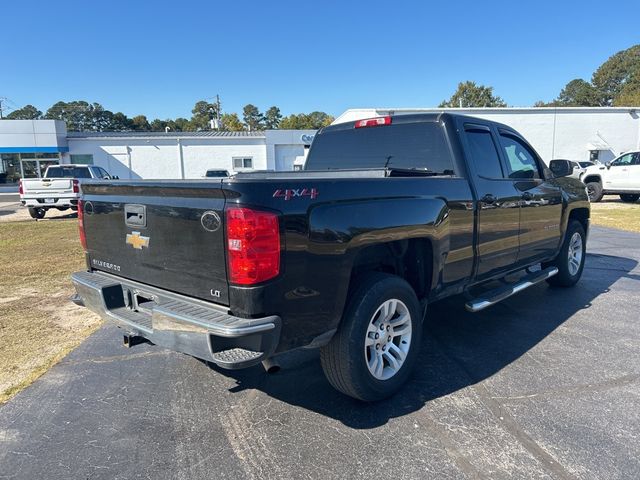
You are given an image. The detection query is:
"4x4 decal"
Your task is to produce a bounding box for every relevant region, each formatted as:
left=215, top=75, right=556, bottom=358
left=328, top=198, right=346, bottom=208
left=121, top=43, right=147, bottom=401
left=273, top=188, right=318, bottom=201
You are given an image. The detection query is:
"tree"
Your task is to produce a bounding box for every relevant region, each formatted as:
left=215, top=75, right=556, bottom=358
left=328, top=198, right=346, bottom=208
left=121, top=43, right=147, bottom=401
left=110, top=112, right=133, bottom=131
left=220, top=113, right=244, bottom=131
left=131, top=115, right=151, bottom=131
left=554, top=79, right=600, bottom=106
left=280, top=112, right=335, bottom=129
left=305, top=111, right=334, bottom=128
left=613, top=70, right=640, bottom=106
left=592, top=45, right=640, bottom=106
left=6, top=104, right=42, bottom=120
left=190, top=100, right=219, bottom=130
left=242, top=104, right=263, bottom=131
left=263, top=106, right=282, bottom=129
left=439, top=81, right=507, bottom=108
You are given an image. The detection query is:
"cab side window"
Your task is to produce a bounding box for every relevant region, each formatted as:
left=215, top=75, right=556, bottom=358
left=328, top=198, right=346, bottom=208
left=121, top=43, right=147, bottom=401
left=612, top=153, right=635, bottom=166
left=465, top=127, right=505, bottom=179
left=498, top=133, right=541, bottom=179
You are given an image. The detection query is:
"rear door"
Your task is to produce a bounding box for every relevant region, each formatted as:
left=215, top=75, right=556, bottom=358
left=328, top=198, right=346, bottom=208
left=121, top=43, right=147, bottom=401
left=81, top=182, right=229, bottom=305
left=462, top=123, right=521, bottom=280
left=496, top=130, right=563, bottom=263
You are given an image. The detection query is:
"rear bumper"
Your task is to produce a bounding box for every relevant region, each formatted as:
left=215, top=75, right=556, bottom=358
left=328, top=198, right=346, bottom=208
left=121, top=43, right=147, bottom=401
left=71, top=270, right=281, bottom=369
left=22, top=196, right=77, bottom=208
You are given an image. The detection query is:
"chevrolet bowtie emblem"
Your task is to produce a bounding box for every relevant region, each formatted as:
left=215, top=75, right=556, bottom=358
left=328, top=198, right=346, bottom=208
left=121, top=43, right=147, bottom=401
left=126, top=231, right=150, bottom=250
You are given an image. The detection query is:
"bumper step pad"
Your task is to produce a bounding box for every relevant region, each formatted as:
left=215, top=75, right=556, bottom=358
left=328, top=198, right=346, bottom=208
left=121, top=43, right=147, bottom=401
left=211, top=348, right=264, bottom=369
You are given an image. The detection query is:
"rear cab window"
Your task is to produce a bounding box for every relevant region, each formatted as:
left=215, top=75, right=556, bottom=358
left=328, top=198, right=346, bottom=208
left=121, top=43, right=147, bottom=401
left=464, top=126, right=505, bottom=179
left=46, top=166, right=92, bottom=178
left=305, top=120, right=456, bottom=175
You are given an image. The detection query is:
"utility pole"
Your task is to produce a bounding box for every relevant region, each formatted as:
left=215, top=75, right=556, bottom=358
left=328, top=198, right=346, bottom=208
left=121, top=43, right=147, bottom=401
left=0, top=98, right=4, bottom=119
left=216, top=94, right=221, bottom=130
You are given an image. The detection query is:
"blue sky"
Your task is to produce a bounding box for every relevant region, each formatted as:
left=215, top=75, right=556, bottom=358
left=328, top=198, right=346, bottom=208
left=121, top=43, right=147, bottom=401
left=2, top=0, right=639, bottom=120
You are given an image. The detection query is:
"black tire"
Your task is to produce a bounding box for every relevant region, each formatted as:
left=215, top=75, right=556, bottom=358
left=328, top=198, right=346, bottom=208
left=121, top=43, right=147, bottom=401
left=544, top=220, right=586, bottom=287
left=619, top=194, right=639, bottom=203
left=320, top=273, right=422, bottom=401
left=28, top=207, right=46, bottom=219
left=586, top=182, right=603, bottom=202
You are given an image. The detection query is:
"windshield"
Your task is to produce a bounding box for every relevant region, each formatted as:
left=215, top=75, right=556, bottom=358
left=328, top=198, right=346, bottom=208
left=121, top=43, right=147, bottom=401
left=206, top=170, right=229, bottom=177
left=45, top=167, right=92, bottom=178
left=305, top=122, right=455, bottom=174
left=578, top=162, right=593, bottom=168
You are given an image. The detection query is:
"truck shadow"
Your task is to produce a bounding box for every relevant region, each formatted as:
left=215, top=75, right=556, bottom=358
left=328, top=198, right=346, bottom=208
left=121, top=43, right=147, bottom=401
left=210, top=253, right=638, bottom=429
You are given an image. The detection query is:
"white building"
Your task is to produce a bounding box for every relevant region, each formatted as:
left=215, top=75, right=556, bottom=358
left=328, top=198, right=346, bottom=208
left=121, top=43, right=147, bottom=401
left=334, top=107, right=640, bottom=164
left=0, top=120, right=315, bottom=182
left=64, top=129, right=316, bottom=180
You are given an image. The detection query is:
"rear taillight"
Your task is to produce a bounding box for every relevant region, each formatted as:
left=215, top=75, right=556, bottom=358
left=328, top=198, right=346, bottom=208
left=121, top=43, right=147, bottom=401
left=73, top=179, right=79, bottom=194
left=354, top=116, right=392, bottom=128
left=18, top=180, right=23, bottom=195
left=225, top=206, right=280, bottom=285
left=77, top=200, right=87, bottom=252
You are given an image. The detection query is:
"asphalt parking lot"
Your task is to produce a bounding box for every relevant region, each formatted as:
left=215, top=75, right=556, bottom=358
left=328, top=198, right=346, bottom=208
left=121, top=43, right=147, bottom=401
left=1, top=225, right=639, bottom=479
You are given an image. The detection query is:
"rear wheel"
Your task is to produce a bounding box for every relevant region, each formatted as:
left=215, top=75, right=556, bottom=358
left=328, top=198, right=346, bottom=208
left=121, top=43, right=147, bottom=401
left=586, top=182, right=603, bottom=202
left=28, top=207, right=46, bottom=219
left=619, top=194, right=639, bottom=203
left=544, top=220, right=586, bottom=287
left=320, top=273, right=422, bottom=401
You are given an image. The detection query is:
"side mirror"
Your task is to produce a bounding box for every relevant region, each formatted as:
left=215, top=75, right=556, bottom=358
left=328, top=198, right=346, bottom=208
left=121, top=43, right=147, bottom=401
left=549, top=159, right=573, bottom=177
left=605, top=162, right=612, bottom=169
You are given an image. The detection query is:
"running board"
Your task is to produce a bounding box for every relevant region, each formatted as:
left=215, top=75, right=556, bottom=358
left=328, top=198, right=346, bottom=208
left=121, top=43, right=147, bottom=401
left=465, top=267, right=559, bottom=312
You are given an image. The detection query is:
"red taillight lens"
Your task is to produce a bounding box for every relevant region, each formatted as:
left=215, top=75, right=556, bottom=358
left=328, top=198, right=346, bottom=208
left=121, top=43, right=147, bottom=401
left=77, top=199, right=87, bottom=252
left=226, top=206, right=280, bottom=285
left=18, top=180, right=23, bottom=195
left=73, top=179, right=79, bottom=194
left=354, top=116, right=392, bottom=128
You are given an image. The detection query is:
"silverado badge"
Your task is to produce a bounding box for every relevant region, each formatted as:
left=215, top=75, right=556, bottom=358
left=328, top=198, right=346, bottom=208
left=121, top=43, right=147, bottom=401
left=126, top=231, right=150, bottom=250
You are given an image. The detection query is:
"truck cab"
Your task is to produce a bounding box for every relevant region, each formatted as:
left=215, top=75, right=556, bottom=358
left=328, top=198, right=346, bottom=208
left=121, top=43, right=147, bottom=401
left=582, top=150, right=640, bottom=202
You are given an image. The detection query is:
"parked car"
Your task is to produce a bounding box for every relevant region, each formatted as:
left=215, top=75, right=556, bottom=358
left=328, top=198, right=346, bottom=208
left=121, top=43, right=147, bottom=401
left=71, top=113, right=590, bottom=401
left=569, top=160, right=595, bottom=180
left=581, top=151, right=640, bottom=202
left=204, top=169, right=230, bottom=178
left=19, top=165, right=116, bottom=219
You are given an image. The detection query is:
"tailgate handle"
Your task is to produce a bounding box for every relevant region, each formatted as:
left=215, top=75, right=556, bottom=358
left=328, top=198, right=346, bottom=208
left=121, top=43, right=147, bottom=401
left=125, top=204, right=146, bottom=227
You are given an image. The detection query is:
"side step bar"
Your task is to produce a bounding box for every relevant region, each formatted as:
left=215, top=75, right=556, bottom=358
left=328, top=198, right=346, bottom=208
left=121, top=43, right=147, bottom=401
left=465, top=266, right=559, bottom=313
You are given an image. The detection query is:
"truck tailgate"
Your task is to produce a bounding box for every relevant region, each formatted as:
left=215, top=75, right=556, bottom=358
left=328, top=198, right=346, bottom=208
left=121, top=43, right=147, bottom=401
left=22, top=178, right=74, bottom=194
left=81, top=182, right=229, bottom=305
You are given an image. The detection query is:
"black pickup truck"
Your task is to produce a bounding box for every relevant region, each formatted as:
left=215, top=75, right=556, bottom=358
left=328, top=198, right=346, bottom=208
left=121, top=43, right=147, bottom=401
left=71, top=113, right=589, bottom=401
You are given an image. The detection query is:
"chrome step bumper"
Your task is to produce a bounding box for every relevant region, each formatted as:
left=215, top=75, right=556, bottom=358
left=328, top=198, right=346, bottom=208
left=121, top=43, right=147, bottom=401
left=71, top=270, right=281, bottom=369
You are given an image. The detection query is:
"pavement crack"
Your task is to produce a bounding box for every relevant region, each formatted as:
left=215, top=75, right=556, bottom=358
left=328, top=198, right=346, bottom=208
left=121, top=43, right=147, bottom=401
left=491, top=373, right=639, bottom=401
left=58, top=350, right=170, bottom=366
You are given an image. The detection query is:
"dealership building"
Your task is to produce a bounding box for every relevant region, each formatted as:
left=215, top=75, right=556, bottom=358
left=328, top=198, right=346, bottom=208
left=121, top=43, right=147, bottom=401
left=0, top=121, right=315, bottom=182
left=1, top=107, right=639, bottom=182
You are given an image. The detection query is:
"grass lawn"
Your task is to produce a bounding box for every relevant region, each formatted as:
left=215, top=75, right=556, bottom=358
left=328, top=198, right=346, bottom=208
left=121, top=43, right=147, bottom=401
left=0, top=219, right=100, bottom=403
left=590, top=197, right=640, bottom=233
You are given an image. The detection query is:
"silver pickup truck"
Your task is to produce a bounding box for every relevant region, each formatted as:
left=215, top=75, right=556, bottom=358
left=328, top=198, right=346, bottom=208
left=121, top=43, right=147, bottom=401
left=20, top=165, right=115, bottom=219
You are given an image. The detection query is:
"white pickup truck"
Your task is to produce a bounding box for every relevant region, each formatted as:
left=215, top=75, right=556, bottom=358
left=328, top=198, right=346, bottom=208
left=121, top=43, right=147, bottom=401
left=582, top=150, right=640, bottom=202
left=19, top=165, right=115, bottom=219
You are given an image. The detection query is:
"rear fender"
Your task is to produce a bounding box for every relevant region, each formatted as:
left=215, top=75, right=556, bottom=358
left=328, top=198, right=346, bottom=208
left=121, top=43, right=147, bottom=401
left=308, top=197, right=450, bottom=311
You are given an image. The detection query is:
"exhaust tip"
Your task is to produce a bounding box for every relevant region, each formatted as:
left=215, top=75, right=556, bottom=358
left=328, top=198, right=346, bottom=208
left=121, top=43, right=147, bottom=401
left=261, top=358, right=281, bottom=374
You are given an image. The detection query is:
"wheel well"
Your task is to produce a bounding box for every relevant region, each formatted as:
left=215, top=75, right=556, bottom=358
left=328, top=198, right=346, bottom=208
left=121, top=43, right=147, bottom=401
left=569, top=207, right=590, bottom=233
left=583, top=175, right=601, bottom=185
left=349, top=239, right=433, bottom=299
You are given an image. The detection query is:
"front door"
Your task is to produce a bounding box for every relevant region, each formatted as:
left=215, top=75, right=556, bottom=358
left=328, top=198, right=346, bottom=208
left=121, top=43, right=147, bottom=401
left=496, top=130, right=563, bottom=263
left=463, top=124, right=521, bottom=280
left=605, top=152, right=635, bottom=190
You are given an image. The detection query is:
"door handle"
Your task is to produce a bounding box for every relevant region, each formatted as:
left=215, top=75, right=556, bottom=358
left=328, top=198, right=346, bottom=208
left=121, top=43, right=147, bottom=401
left=481, top=194, right=497, bottom=204
left=521, top=192, right=534, bottom=201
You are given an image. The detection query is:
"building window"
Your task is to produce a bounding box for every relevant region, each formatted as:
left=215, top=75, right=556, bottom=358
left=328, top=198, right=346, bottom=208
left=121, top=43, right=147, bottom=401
left=233, top=157, right=253, bottom=170
left=70, top=154, right=94, bottom=165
